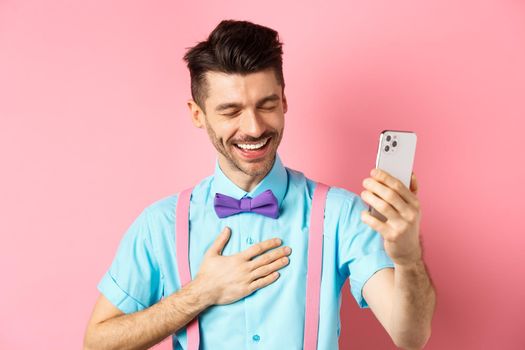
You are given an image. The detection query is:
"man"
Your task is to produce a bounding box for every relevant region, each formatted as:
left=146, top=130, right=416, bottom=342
left=84, top=19, right=435, bottom=350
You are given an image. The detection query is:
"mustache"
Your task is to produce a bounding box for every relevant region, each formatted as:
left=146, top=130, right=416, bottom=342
left=231, top=132, right=275, bottom=144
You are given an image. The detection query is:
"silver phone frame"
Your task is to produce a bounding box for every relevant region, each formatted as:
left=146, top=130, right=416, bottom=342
left=368, top=129, right=417, bottom=222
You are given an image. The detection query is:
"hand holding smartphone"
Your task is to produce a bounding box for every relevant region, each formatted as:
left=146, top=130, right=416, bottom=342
left=368, top=130, right=417, bottom=222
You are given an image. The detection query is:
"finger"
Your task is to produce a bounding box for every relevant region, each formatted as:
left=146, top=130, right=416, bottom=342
left=249, top=246, right=291, bottom=270
left=361, top=189, right=401, bottom=222
left=410, top=172, right=419, bottom=195
left=362, top=177, right=412, bottom=219
left=251, top=256, right=290, bottom=281
left=207, top=227, right=231, bottom=256
left=248, top=271, right=280, bottom=293
left=361, top=210, right=390, bottom=236
left=240, top=237, right=283, bottom=261
left=371, top=168, right=418, bottom=207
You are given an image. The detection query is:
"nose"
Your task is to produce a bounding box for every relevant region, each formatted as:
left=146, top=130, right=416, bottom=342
left=239, top=109, right=265, bottom=139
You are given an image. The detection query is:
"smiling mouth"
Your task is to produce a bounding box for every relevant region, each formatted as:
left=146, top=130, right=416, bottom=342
left=233, top=137, right=271, bottom=150
left=231, top=136, right=272, bottom=159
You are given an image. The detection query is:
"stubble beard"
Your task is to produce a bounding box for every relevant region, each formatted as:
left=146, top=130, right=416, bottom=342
left=204, top=117, right=284, bottom=178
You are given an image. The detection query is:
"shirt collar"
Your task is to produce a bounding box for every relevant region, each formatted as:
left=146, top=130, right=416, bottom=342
left=210, top=153, right=288, bottom=208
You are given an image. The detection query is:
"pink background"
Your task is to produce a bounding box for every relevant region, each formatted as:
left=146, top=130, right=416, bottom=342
left=1, top=0, right=524, bottom=349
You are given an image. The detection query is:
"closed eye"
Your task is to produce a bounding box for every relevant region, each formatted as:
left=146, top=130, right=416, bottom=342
left=222, top=106, right=277, bottom=116
left=221, top=110, right=241, bottom=117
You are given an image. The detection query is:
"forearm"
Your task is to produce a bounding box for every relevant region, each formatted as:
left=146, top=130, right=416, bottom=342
left=389, top=260, right=436, bottom=350
left=84, top=279, right=213, bottom=350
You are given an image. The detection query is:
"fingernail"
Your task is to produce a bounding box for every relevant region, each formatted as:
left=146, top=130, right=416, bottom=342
left=285, top=247, right=291, bottom=253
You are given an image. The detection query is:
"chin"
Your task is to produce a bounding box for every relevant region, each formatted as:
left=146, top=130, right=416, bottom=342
left=233, top=151, right=275, bottom=176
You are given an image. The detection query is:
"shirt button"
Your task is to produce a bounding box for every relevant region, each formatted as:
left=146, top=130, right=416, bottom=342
left=246, top=237, right=254, bottom=244
left=252, top=334, right=260, bottom=342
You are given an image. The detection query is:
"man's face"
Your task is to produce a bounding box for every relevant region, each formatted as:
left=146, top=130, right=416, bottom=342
left=189, top=68, right=287, bottom=178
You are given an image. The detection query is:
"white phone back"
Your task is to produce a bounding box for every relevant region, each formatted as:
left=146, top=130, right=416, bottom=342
left=370, top=130, right=417, bottom=221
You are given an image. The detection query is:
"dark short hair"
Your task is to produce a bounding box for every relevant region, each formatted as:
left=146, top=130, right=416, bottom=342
left=183, top=19, right=285, bottom=113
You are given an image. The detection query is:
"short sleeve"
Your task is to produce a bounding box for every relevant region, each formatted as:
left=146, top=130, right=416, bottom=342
left=334, top=189, right=395, bottom=308
left=97, top=208, right=163, bottom=314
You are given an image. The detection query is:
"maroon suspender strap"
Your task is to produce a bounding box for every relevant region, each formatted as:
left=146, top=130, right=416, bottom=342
left=304, top=182, right=330, bottom=350
left=175, top=187, right=200, bottom=350
left=175, top=182, right=330, bottom=350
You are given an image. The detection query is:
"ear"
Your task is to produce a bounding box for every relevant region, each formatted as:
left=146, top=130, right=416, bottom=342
left=282, top=91, right=288, bottom=114
left=187, top=100, right=205, bottom=128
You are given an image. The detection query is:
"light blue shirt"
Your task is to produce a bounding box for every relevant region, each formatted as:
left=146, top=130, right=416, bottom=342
left=98, top=154, right=394, bottom=349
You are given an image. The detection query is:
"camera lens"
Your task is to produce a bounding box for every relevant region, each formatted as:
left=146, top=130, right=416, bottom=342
left=384, top=145, right=390, bottom=152
left=392, top=141, right=397, bottom=147
left=386, top=135, right=391, bottom=141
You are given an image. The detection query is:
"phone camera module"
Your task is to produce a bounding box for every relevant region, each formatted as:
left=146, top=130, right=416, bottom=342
left=384, top=145, right=390, bottom=152
left=386, top=135, right=392, bottom=142
left=392, top=141, right=397, bottom=147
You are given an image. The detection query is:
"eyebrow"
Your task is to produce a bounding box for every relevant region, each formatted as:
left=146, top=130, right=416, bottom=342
left=215, top=93, right=280, bottom=112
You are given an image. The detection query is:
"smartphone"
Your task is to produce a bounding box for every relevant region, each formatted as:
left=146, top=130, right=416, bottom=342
left=368, top=130, right=417, bottom=222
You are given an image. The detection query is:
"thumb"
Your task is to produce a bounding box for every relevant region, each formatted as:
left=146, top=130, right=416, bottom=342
left=208, top=226, right=231, bottom=256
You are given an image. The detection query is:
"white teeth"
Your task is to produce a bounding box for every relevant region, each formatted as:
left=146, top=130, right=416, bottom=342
left=236, top=138, right=269, bottom=150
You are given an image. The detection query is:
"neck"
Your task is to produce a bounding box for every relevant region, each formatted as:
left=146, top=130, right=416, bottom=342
left=217, top=155, right=275, bottom=192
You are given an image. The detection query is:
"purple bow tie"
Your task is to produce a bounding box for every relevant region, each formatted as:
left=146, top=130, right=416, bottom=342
left=214, top=189, right=279, bottom=219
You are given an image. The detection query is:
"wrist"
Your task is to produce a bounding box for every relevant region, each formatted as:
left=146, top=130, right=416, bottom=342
left=186, top=276, right=217, bottom=308
left=391, top=242, right=423, bottom=268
